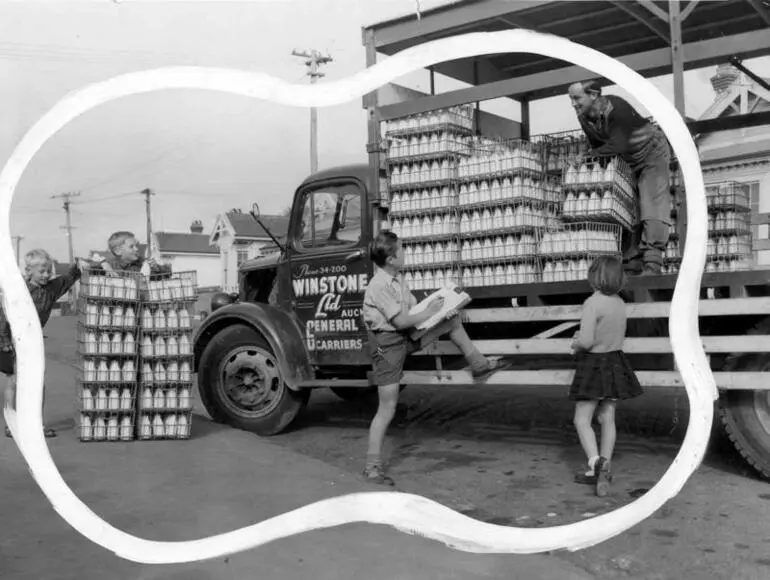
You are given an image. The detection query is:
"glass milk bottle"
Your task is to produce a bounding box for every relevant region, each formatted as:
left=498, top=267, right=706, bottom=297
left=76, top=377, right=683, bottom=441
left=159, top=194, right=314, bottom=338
left=97, top=361, right=109, bottom=382
left=122, top=360, right=135, bottom=382
left=81, top=387, right=94, bottom=411
left=142, top=335, right=154, bottom=357
left=99, top=305, right=111, bottom=327
left=123, top=332, right=135, bottom=355
left=86, top=304, right=99, bottom=326
left=84, top=359, right=97, bottom=382
left=154, top=336, right=167, bottom=357
left=154, top=308, right=166, bottom=330
left=110, top=333, right=122, bottom=355
left=120, top=416, right=132, bottom=441
left=142, top=308, right=153, bottom=330
left=167, top=361, right=180, bottom=382
left=178, top=308, right=191, bottom=329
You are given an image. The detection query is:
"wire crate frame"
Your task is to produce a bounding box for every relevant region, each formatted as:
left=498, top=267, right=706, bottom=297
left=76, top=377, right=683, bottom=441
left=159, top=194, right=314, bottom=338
left=538, top=222, right=623, bottom=259
left=461, top=260, right=542, bottom=287
left=137, top=411, right=193, bottom=440
left=388, top=187, right=458, bottom=217
left=78, top=411, right=136, bottom=442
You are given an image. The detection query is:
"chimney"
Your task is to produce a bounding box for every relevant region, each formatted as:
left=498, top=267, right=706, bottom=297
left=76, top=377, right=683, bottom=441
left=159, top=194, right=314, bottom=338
left=190, top=220, right=204, bottom=234
left=710, top=63, right=741, bottom=95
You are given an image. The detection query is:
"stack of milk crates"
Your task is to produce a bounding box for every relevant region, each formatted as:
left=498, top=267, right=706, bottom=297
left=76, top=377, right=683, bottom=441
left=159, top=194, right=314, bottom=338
left=76, top=268, right=143, bottom=442
left=137, top=271, right=198, bottom=441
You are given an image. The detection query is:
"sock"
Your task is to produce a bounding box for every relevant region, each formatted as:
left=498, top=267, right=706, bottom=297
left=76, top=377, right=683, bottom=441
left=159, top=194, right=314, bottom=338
left=585, top=455, right=600, bottom=476
left=466, top=348, right=489, bottom=371
left=366, top=453, right=382, bottom=470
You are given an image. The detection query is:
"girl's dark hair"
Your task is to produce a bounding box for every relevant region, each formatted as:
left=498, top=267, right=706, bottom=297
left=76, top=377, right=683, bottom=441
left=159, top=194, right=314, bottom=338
left=587, top=255, right=625, bottom=295
left=370, top=230, right=400, bottom=267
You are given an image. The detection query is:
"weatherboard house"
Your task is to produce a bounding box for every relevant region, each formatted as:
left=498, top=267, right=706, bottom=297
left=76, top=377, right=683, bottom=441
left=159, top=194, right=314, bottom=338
left=697, top=64, right=770, bottom=264
left=209, top=210, right=290, bottom=293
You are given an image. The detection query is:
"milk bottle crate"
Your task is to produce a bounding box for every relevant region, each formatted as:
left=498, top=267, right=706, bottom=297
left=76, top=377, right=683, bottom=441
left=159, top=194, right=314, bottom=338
left=705, top=256, right=754, bottom=274
left=706, top=181, right=751, bottom=212
left=539, top=130, right=590, bottom=174
left=538, top=222, right=623, bottom=259
left=139, top=359, right=194, bottom=385
left=459, top=203, right=550, bottom=238
left=457, top=173, right=561, bottom=211
left=384, top=107, right=475, bottom=138
left=404, top=267, right=462, bottom=292
left=561, top=156, right=637, bottom=230
left=78, top=268, right=143, bottom=303
left=461, top=258, right=542, bottom=288
left=138, top=385, right=193, bottom=413
left=402, top=240, right=461, bottom=270
left=388, top=161, right=457, bottom=191
left=708, top=211, right=751, bottom=236
left=460, top=232, right=540, bottom=264
left=388, top=185, right=459, bottom=217
left=706, top=233, right=753, bottom=261
left=456, top=137, right=544, bottom=181
left=144, top=271, right=197, bottom=306
left=138, top=303, right=195, bottom=334
left=78, top=328, right=140, bottom=358
left=139, top=336, right=194, bottom=360
left=78, top=301, right=140, bottom=332
left=390, top=212, right=459, bottom=242
left=137, top=410, right=193, bottom=440
left=384, top=132, right=473, bottom=164
left=78, top=410, right=136, bottom=442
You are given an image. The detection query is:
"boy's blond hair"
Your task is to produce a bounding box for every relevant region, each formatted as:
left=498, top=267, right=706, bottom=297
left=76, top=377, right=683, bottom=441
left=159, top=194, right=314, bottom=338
left=23, top=249, right=54, bottom=281
left=108, top=231, right=136, bottom=256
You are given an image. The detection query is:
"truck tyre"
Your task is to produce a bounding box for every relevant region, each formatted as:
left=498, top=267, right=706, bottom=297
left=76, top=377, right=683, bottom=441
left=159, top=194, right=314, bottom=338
left=198, top=323, right=309, bottom=436
left=719, top=354, right=770, bottom=481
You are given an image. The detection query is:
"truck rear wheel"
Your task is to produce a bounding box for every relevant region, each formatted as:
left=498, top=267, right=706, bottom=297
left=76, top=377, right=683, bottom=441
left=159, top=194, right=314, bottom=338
left=198, top=324, right=309, bottom=436
left=719, top=355, right=770, bottom=480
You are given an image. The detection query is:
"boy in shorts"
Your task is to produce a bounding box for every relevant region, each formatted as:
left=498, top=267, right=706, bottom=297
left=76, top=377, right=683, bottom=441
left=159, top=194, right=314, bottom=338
left=2, top=249, right=88, bottom=438
left=361, top=230, right=508, bottom=485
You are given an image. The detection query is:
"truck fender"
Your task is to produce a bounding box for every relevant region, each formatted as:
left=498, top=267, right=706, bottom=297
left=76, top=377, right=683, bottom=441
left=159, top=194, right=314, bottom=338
left=193, top=302, right=313, bottom=390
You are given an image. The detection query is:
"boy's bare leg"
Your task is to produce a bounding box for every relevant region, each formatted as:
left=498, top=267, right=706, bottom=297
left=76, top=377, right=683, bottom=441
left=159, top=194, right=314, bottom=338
left=446, top=317, right=496, bottom=373
left=364, top=382, right=400, bottom=485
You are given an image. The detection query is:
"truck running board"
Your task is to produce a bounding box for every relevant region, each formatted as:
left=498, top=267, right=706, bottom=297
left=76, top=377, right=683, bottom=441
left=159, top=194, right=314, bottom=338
left=298, top=371, right=770, bottom=390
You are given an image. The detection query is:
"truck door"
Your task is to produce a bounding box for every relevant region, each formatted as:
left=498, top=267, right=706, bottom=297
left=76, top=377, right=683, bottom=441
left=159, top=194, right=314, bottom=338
left=287, top=179, right=372, bottom=367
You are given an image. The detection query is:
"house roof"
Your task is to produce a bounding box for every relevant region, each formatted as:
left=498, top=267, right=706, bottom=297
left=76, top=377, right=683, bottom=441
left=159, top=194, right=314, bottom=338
left=697, top=70, right=770, bottom=164
left=155, top=232, right=218, bottom=255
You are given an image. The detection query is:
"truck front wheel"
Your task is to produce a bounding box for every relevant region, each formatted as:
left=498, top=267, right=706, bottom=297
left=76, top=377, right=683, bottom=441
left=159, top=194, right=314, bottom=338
left=719, top=355, right=770, bottom=480
left=198, top=324, right=309, bottom=436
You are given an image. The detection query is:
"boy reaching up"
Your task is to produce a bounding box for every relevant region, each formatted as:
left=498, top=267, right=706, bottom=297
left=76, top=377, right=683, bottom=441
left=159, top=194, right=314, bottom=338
left=2, top=249, right=89, bottom=438
left=361, top=230, right=509, bottom=485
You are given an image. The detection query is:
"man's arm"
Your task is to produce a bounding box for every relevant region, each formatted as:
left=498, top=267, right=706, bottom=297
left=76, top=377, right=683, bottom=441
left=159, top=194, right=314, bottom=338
left=47, top=261, right=84, bottom=302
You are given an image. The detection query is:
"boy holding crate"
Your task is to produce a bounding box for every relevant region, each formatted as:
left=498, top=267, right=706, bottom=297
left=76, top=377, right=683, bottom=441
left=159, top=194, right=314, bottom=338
left=361, top=230, right=508, bottom=485
left=2, top=249, right=89, bottom=438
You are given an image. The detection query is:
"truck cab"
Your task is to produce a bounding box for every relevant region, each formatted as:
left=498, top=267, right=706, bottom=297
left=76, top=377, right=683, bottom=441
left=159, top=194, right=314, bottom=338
left=193, top=164, right=381, bottom=435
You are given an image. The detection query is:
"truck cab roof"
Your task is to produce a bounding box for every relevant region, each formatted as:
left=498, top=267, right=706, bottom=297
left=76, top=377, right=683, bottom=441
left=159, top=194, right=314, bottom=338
left=298, top=163, right=373, bottom=192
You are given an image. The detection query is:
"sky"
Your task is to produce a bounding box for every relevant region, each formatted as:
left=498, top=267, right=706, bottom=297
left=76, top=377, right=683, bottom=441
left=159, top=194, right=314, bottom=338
left=1, top=0, right=768, bottom=263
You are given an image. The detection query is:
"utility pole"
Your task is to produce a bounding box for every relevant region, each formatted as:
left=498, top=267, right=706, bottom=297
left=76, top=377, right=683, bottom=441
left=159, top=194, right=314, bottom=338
left=292, top=48, right=333, bottom=174
left=12, top=235, right=23, bottom=265
left=51, top=191, right=80, bottom=308
left=141, top=188, right=155, bottom=252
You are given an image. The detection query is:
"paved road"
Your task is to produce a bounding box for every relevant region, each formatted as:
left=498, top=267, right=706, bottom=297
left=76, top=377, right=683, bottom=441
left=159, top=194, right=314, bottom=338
left=2, top=317, right=770, bottom=579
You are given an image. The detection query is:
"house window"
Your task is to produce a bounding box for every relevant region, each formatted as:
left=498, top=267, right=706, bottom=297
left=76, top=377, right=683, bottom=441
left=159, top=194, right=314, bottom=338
left=236, top=247, right=249, bottom=266
left=298, top=184, right=362, bottom=250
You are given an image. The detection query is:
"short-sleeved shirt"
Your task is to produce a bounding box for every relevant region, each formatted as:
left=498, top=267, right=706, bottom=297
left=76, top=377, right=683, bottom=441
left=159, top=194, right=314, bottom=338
left=362, top=267, right=417, bottom=332
left=574, top=291, right=627, bottom=353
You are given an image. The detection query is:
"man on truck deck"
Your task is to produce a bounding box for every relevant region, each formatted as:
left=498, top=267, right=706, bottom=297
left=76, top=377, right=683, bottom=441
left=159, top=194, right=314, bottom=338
left=568, top=80, right=672, bottom=276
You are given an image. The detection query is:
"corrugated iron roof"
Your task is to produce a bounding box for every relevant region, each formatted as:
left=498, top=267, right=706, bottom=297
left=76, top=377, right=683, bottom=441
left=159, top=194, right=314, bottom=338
left=155, top=232, right=218, bottom=255
left=365, top=0, right=770, bottom=101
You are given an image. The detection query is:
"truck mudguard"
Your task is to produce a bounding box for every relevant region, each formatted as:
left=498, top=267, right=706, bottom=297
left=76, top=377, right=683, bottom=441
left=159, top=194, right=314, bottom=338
left=193, top=302, right=314, bottom=390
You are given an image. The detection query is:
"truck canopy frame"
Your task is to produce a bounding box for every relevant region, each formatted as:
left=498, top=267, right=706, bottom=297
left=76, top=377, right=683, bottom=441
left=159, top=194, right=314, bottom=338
left=362, top=0, right=770, bottom=133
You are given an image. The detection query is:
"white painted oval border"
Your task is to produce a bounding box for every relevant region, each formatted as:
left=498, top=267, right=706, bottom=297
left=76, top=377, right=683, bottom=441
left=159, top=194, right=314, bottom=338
left=0, top=29, right=716, bottom=564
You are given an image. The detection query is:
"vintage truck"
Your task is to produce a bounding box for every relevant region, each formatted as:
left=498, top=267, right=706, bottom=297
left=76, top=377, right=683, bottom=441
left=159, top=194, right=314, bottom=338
left=192, top=154, right=770, bottom=482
